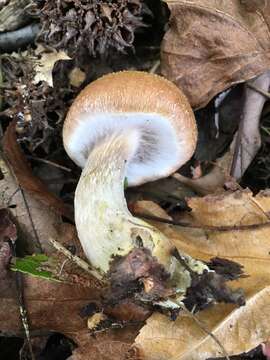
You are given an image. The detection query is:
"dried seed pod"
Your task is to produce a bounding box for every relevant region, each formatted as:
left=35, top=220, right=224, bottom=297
left=38, top=0, right=150, bottom=57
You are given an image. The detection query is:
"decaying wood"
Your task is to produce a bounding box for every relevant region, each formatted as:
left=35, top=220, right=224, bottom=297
left=0, top=0, right=32, bottom=32
left=0, top=23, right=40, bottom=52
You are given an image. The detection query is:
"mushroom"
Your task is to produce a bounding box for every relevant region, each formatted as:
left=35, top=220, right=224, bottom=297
left=63, top=71, right=207, bottom=307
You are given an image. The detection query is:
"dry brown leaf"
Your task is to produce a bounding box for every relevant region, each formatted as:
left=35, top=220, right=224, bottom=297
left=0, top=214, right=103, bottom=328
left=0, top=274, right=100, bottom=336
left=162, top=0, right=270, bottom=108
left=3, top=120, right=73, bottom=222
left=0, top=153, right=60, bottom=253
left=33, top=46, right=71, bottom=87
left=134, top=191, right=270, bottom=359
left=173, top=150, right=234, bottom=195
left=0, top=267, right=138, bottom=359
left=68, top=327, right=140, bottom=360
left=0, top=221, right=138, bottom=359
left=0, top=121, right=73, bottom=253
left=135, top=287, right=270, bottom=360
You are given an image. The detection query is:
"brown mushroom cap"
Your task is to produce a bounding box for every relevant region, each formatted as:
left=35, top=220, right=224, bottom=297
left=63, top=71, right=197, bottom=186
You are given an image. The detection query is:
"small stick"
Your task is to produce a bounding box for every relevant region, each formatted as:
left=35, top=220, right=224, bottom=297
left=10, top=241, right=35, bottom=360
left=247, top=83, right=270, bottom=100
left=134, top=212, right=270, bottom=232
left=149, top=60, right=160, bottom=74
left=27, top=155, right=72, bottom=172
left=179, top=304, right=230, bottom=360
left=48, top=237, right=105, bottom=283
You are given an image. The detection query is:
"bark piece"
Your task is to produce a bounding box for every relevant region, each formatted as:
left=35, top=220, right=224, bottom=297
left=0, top=0, right=32, bottom=32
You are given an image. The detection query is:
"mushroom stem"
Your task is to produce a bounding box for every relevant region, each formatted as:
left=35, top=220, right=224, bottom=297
left=75, top=131, right=170, bottom=273
left=75, top=131, right=207, bottom=295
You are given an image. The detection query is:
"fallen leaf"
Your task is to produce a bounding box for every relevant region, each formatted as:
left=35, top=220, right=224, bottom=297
left=3, top=120, right=73, bottom=222
left=0, top=274, right=100, bottom=336
left=135, top=287, right=270, bottom=360
left=33, top=46, right=71, bottom=87
left=11, top=254, right=60, bottom=281
left=0, top=212, right=138, bottom=359
left=161, top=0, right=270, bottom=108
left=0, top=269, right=138, bottom=359
left=172, top=150, right=234, bottom=195
left=69, top=326, right=140, bottom=360
left=105, top=299, right=151, bottom=322
left=133, top=191, right=270, bottom=358
left=0, top=151, right=61, bottom=253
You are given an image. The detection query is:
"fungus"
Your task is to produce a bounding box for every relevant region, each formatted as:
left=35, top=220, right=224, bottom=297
left=63, top=71, right=208, bottom=307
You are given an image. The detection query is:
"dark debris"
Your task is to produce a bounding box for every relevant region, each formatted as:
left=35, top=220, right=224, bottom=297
left=107, top=247, right=172, bottom=305
left=207, top=257, right=246, bottom=281
left=184, top=270, right=245, bottom=312
left=208, top=344, right=266, bottom=360
left=0, top=208, right=17, bottom=280
left=38, top=0, right=150, bottom=58
left=1, top=53, right=75, bottom=155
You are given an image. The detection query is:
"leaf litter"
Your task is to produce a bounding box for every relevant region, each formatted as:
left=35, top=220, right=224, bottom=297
left=133, top=191, right=270, bottom=359
left=1, top=1, right=270, bottom=359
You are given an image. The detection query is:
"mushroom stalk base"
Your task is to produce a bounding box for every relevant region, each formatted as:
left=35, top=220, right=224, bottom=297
left=75, top=132, right=207, bottom=299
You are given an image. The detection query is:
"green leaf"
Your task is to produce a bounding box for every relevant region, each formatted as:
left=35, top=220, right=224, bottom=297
left=10, top=254, right=60, bottom=281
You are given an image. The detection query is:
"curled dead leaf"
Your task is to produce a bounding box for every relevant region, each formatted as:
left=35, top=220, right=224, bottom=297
left=0, top=274, right=100, bottom=336
left=68, top=326, right=140, bottom=360
left=133, top=191, right=270, bottom=359
left=162, top=0, right=270, bottom=108
left=3, top=119, right=73, bottom=222
left=33, top=46, right=71, bottom=87
left=135, top=287, right=270, bottom=360
left=1, top=120, right=74, bottom=254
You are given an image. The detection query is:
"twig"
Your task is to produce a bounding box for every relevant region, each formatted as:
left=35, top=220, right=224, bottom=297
left=248, top=194, right=270, bottom=221
left=134, top=212, right=270, bottom=232
left=171, top=247, right=195, bottom=275
left=27, top=155, right=72, bottom=172
left=5, top=158, right=43, bottom=252
left=48, top=237, right=105, bottom=283
left=261, top=125, right=270, bottom=136
left=247, top=83, right=270, bottom=100
left=20, top=186, right=43, bottom=252
left=149, top=60, right=160, bottom=74
left=17, top=286, right=35, bottom=360
left=58, top=258, right=69, bottom=276
left=179, top=304, right=230, bottom=360
left=10, top=242, right=35, bottom=360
